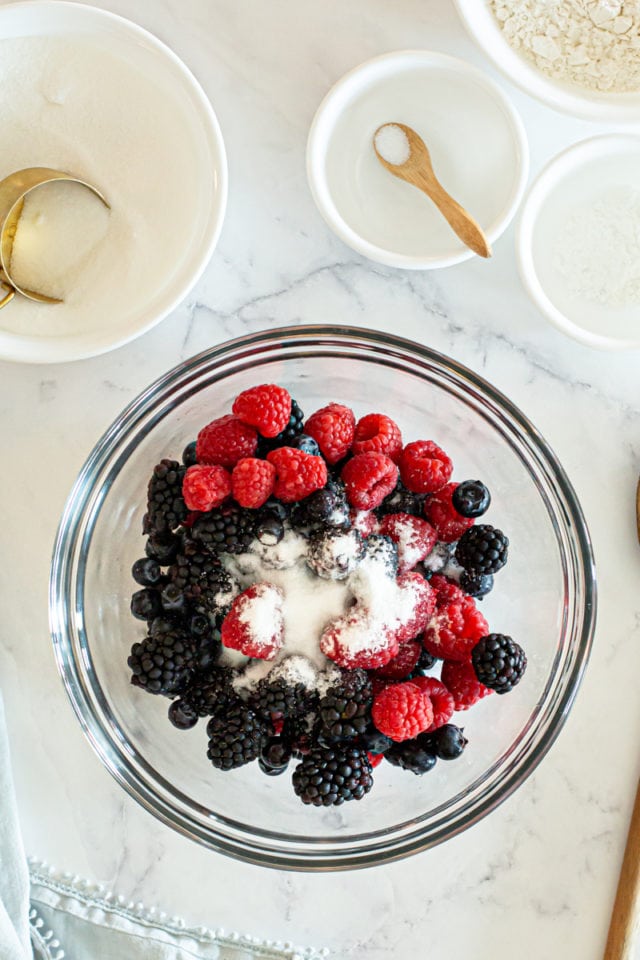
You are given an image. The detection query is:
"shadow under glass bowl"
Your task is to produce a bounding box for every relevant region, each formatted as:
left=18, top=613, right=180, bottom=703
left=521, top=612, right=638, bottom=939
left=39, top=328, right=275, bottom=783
left=49, top=326, right=596, bottom=870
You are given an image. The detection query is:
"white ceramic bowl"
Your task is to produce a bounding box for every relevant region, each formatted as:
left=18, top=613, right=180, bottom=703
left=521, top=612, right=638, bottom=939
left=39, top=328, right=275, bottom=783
left=454, top=0, right=640, bottom=123
left=306, top=50, right=528, bottom=270
left=516, top=135, right=640, bottom=352
left=0, top=1, right=227, bottom=364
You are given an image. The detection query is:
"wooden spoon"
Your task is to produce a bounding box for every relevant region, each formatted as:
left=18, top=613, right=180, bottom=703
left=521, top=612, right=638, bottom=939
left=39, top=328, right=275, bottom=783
left=602, top=481, right=640, bottom=958
left=373, top=122, right=492, bottom=259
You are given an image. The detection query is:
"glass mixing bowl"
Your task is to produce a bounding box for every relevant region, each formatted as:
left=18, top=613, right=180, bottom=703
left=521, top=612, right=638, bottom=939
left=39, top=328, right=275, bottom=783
left=50, top=326, right=596, bottom=870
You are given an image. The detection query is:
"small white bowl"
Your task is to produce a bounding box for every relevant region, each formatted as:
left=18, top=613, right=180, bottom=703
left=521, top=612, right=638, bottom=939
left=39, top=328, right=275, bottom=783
left=454, top=0, right=640, bottom=123
left=516, top=135, right=640, bottom=351
left=0, top=1, right=227, bottom=364
left=306, top=50, right=528, bottom=270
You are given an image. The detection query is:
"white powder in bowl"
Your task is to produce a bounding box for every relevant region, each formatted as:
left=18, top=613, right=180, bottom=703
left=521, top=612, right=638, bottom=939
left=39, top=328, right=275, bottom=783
left=374, top=124, right=411, bottom=166
left=0, top=34, right=214, bottom=341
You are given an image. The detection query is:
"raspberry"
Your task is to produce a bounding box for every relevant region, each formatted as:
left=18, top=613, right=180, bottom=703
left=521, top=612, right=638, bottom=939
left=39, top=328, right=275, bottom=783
left=304, top=403, right=355, bottom=464
left=370, top=640, right=421, bottom=681
left=350, top=509, right=379, bottom=537
left=371, top=681, right=434, bottom=742
left=423, top=596, right=489, bottom=661
left=424, top=483, right=475, bottom=543
left=441, top=659, right=492, bottom=711
left=352, top=413, right=403, bottom=461
left=320, top=609, right=399, bottom=670
left=378, top=513, right=437, bottom=574
left=266, top=447, right=328, bottom=502
left=196, top=414, right=258, bottom=468
left=410, top=676, right=455, bottom=730
left=221, top=582, right=284, bottom=660
left=231, top=457, right=276, bottom=509
left=232, top=384, right=292, bottom=438
left=399, top=440, right=453, bottom=495
left=393, top=572, right=436, bottom=643
left=341, top=453, right=399, bottom=510
left=429, top=574, right=466, bottom=608
left=182, top=464, right=231, bottom=512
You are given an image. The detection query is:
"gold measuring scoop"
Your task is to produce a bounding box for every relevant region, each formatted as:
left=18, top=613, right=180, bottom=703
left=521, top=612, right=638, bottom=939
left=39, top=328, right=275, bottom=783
left=0, top=167, right=110, bottom=309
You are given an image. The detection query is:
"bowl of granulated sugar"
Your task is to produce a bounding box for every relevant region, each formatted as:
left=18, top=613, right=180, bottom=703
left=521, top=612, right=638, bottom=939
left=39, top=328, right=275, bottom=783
left=455, top=0, right=640, bottom=122
left=0, top=1, right=227, bottom=364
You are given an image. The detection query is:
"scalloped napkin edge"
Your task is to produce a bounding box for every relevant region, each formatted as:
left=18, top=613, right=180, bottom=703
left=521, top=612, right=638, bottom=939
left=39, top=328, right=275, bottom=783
left=28, top=859, right=329, bottom=960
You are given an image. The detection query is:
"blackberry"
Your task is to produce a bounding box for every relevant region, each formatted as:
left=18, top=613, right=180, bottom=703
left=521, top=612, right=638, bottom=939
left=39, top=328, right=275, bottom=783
left=183, top=665, right=234, bottom=717
left=128, top=629, right=194, bottom=697
left=472, top=634, right=527, bottom=693
left=426, top=724, right=468, bottom=760
left=376, top=480, right=424, bottom=518
left=182, top=441, right=198, bottom=467
left=291, top=478, right=350, bottom=531
left=307, top=527, right=364, bottom=580
left=455, top=524, right=509, bottom=575
left=143, top=459, right=187, bottom=534
left=169, top=544, right=238, bottom=613
left=145, top=531, right=182, bottom=565
left=460, top=571, right=494, bottom=599
left=206, top=702, right=265, bottom=770
left=131, top=557, right=163, bottom=587
left=319, top=670, right=372, bottom=740
left=258, top=736, right=293, bottom=776
left=131, top=588, right=162, bottom=621
left=386, top=736, right=437, bottom=775
left=257, top=399, right=305, bottom=453
left=190, top=505, right=256, bottom=555
left=251, top=676, right=318, bottom=722
left=361, top=534, right=399, bottom=577
left=452, top=480, right=491, bottom=519
left=292, top=745, right=373, bottom=806
left=168, top=698, right=198, bottom=730
left=410, top=648, right=438, bottom=677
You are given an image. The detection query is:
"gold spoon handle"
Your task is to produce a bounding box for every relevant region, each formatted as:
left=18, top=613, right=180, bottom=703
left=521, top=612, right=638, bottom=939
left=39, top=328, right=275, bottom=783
left=0, top=275, right=14, bottom=310
left=603, top=777, right=640, bottom=960
left=415, top=172, right=492, bottom=259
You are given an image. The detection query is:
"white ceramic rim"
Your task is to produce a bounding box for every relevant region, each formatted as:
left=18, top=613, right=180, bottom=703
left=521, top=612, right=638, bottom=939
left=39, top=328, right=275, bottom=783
left=516, top=134, right=640, bottom=352
left=0, top=0, right=228, bottom=365
left=454, top=0, right=640, bottom=123
left=306, top=49, right=529, bottom=270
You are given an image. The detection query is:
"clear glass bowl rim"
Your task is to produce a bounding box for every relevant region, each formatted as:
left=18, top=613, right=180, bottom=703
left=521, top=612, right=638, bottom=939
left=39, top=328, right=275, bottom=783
left=49, top=325, right=597, bottom=870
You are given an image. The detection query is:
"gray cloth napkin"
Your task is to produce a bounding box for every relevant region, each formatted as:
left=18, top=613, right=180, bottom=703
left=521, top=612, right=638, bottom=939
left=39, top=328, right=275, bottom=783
left=0, top=696, right=327, bottom=960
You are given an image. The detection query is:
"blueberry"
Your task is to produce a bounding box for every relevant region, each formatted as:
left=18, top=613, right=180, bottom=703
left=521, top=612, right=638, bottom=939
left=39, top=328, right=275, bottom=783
left=258, top=497, right=290, bottom=523
left=145, top=532, right=181, bottom=565
left=160, top=582, right=185, bottom=613
left=460, top=571, right=494, bottom=599
left=130, top=588, right=162, bottom=621
left=452, top=481, right=491, bottom=519
left=359, top=727, right=393, bottom=755
left=131, top=557, right=162, bottom=587
left=289, top=433, right=320, bottom=456
left=255, top=512, right=285, bottom=546
left=168, top=698, right=198, bottom=730
left=182, top=441, right=198, bottom=467
left=411, top=648, right=438, bottom=676
left=430, top=724, right=468, bottom=760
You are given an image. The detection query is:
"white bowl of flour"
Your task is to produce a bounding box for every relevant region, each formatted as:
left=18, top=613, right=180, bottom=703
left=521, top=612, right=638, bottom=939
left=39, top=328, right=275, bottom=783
left=517, top=135, right=640, bottom=350
left=0, top=1, right=227, bottom=363
left=455, top=0, right=640, bottom=122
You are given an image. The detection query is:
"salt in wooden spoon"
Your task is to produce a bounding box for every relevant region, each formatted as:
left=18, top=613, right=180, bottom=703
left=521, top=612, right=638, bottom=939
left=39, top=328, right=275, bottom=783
left=373, top=122, right=492, bottom=259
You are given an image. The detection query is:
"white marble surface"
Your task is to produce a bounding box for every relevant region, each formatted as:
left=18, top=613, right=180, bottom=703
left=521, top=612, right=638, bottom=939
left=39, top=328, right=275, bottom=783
left=1, top=0, right=640, bottom=957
